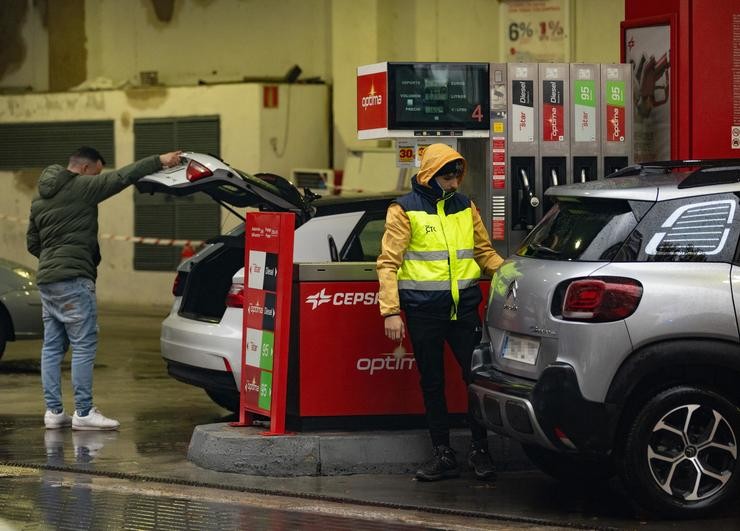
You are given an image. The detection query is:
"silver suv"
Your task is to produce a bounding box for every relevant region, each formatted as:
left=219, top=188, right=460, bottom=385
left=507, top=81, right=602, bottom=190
left=470, top=160, right=740, bottom=518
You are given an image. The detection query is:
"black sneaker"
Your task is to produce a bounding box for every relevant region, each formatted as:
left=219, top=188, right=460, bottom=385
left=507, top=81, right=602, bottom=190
left=415, top=445, right=460, bottom=481
left=468, top=441, right=497, bottom=480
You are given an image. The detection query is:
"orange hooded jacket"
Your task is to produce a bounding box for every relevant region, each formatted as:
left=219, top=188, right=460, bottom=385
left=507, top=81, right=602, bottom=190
left=376, top=143, right=504, bottom=317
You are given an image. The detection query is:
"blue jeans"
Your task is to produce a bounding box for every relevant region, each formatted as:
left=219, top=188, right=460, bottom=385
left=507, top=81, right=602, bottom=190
left=39, top=277, right=98, bottom=414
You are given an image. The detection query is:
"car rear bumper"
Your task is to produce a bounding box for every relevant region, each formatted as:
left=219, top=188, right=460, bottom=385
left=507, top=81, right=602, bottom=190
left=469, top=343, right=618, bottom=455
left=160, top=304, right=242, bottom=386
left=166, top=360, right=239, bottom=393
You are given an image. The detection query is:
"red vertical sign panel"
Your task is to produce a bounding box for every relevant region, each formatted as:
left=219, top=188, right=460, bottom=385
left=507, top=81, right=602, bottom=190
left=356, top=71, right=388, bottom=133
left=237, top=212, right=294, bottom=435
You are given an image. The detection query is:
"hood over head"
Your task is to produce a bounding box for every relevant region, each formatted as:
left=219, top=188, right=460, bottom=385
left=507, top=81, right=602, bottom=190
left=416, top=143, right=467, bottom=187
left=38, top=165, right=77, bottom=199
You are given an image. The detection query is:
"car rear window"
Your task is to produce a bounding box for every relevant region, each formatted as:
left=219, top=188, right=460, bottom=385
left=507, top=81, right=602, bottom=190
left=517, top=198, right=639, bottom=261
left=620, top=192, right=740, bottom=263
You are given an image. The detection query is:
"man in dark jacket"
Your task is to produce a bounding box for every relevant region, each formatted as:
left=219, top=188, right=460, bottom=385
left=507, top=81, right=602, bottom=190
left=377, top=143, right=504, bottom=481
left=27, top=147, right=181, bottom=430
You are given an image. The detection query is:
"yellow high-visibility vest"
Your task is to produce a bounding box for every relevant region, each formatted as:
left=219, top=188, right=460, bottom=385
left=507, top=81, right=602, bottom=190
left=397, top=198, right=480, bottom=319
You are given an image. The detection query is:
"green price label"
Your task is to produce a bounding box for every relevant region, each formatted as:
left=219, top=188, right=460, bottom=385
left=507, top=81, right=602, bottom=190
left=260, top=331, right=274, bottom=370
left=574, top=80, right=595, bottom=107
left=606, top=81, right=625, bottom=107
left=258, top=371, right=273, bottom=411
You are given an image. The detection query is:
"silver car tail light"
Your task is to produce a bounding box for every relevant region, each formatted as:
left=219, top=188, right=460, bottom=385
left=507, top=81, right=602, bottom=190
left=562, top=277, right=642, bottom=322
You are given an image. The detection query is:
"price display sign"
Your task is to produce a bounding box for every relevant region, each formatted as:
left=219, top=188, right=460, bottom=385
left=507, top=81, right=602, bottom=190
left=236, top=212, right=294, bottom=435
left=501, top=0, right=570, bottom=62
left=387, top=63, right=489, bottom=130
left=397, top=140, right=416, bottom=167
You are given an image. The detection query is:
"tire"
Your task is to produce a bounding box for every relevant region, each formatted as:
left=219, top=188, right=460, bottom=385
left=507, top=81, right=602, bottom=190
left=522, top=444, right=615, bottom=483
left=204, top=388, right=240, bottom=413
left=620, top=386, right=740, bottom=518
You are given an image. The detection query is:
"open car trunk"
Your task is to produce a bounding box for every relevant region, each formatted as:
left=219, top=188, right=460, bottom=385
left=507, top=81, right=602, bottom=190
left=136, top=152, right=313, bottom=322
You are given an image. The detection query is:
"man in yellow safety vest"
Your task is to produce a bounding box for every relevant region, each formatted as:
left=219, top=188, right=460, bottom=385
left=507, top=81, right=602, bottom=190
left=377, top=143, right=504, bottom=481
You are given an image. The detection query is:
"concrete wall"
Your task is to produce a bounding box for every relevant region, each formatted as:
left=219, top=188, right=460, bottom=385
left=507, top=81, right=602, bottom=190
left=0, top=83, right=328, bottom=305
left=0, top=0, right=48, bottom=91
left=573, top=0, right=624, bottom=63
left=83, top=0, right=331, bottom=88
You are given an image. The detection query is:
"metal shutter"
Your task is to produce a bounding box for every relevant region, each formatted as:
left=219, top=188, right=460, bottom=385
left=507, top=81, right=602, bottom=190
left=0, top=121, right=114, bottom=169
left=133, top=116, right=221, bottom=271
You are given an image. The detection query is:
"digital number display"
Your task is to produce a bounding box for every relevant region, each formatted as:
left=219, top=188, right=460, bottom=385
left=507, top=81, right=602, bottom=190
left=388, top=63, right=489, bottom=130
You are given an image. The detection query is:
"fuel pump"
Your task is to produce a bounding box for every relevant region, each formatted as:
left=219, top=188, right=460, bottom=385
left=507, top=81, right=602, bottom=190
left=571, top=64, right=601, bottom=183
left=357, top=61, right=633, bottom=260
left=507, top=63, right=541, bottom=247
left=601, top=64, right=634, bottom=175
left=539, top=63, right=570, bottom=212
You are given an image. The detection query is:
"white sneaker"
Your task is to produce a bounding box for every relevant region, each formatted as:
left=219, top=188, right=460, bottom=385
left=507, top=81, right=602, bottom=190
left=44, top=410, right=72, bottom=429
left=72, top=407, right=120, bottom=431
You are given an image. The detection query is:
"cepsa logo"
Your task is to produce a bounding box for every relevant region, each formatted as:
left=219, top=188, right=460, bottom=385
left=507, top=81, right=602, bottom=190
left=305, top=288, right=379, bottom=310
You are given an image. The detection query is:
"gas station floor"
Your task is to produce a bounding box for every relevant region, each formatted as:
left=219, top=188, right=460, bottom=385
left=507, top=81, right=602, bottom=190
left=1, top=305, right=738, bottom=530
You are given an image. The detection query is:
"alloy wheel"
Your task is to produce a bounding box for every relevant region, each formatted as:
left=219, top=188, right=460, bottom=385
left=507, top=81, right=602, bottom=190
left=647, top=403, right=737, bottom=501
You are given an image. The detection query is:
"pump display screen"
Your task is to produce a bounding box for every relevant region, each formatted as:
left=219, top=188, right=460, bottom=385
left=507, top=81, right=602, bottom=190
left=388, top=63, right=489, bottom=131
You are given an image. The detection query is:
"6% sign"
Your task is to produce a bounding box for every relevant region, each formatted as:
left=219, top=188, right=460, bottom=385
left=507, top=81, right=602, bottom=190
left=509, top=20, right=565, bottom=41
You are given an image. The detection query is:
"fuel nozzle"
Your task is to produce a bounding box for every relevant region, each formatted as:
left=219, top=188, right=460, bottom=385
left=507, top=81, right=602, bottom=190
left=519, top=168, right=539, bottom=208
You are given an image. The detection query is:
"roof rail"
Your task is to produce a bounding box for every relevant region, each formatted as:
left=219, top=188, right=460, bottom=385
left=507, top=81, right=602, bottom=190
left=606, top=159, right=740, bottom=179
left=678, top=164, right=740, bottom=189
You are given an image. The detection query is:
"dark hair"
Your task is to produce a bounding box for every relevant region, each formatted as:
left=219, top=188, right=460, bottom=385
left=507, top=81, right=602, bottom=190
left=435, top=159, right=463, bottom=178
left=70, top=146, right=106, bottom=166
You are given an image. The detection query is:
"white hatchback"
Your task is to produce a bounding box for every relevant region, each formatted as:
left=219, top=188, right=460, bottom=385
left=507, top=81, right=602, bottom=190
left=137, top=153, right=393, bottom=411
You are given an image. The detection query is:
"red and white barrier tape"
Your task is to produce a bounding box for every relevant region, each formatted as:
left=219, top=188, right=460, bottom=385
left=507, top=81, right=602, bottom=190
left=313, top=183, right=402, bottom=194
left=1, top=213, right=203, bottom=247
left=99, top=234, right=204, bottom=247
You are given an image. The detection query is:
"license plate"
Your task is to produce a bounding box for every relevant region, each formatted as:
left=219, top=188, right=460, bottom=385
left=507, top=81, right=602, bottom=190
left=501, top=334, right=540, bottom=365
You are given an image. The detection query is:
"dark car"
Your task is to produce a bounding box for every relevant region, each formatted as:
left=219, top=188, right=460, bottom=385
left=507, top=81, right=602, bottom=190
left=0, top=257, right=43, bottom=360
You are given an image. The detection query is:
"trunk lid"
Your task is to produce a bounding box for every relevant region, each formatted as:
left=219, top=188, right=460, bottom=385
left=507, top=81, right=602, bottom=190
left=135, top=152, right=312, bottom=220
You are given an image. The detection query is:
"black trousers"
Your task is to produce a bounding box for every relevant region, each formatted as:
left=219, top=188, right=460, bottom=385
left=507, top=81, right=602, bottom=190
left=406, top=313, right=487, bottom=447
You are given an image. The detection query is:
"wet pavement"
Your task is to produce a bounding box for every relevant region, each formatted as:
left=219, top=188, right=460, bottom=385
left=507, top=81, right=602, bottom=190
left=0, top=305, right=739, bottom=530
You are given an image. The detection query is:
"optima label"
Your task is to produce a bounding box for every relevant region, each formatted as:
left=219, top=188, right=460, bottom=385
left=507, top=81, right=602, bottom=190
left=606, top=80, right=625, bottom=142
left=542, top=80, right=564, bottom=141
